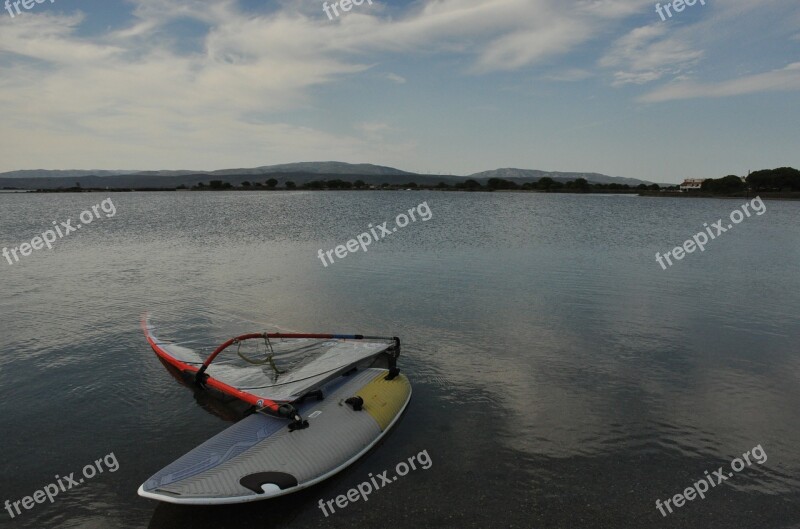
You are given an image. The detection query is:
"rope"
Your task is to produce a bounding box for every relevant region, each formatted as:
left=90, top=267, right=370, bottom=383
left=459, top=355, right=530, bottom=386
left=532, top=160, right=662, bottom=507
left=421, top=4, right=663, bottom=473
left=265, top=334, right=285, bottom=374
left=236, top=339, right=270, bottom=365
left=234, top=336, right=286, bottom=375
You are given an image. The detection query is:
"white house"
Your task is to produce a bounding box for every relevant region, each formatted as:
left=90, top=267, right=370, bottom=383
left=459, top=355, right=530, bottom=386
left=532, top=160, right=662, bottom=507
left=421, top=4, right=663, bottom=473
left=679, top=178, right=705, bottom=192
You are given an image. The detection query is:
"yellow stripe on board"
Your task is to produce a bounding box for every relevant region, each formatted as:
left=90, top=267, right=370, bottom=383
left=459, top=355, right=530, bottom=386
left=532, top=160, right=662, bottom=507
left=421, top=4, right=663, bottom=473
left=356, top=372, right=411, bottom=431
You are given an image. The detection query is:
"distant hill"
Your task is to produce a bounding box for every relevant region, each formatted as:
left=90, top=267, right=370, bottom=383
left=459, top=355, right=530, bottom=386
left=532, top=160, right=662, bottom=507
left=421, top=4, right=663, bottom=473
left=0, top=169, right=135, bottom=179
left=209, top=162, right=414, bottom=176
left=0, top=162, right=655, bottom=190
left=0, top=162, right=414, bottom=180
left=124, top=170, right=204, bottom=177
left=468, top=168, right=654, bottom=186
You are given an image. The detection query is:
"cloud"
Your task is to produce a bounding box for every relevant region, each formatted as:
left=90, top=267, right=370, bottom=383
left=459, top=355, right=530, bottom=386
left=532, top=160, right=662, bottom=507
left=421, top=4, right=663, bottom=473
left=0, top=0, right=653, bottom=170
left=600, top=24, right=703, bottom=86
left=0, top=12, right=123, bottom=64
left=544, top=68, right=593, bottom=82
left=385, top=73, right=407, bottom=84
left=601, top=0, right=800, bottom=96
left=611, top=71, right=664, bottom=85
left=0, top=0, right=797, bottom=171
left=640, top=62, right=800, bottom=102
left=471, top=18, right=590, bottom=73
left=0, top=4, right=378, bottom=169
left=355, top=121, right=392, bottom=141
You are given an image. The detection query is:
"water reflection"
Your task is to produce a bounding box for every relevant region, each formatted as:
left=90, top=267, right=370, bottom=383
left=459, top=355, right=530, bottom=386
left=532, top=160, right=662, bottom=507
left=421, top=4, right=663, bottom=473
left=1, top=192, right=798, bottom=528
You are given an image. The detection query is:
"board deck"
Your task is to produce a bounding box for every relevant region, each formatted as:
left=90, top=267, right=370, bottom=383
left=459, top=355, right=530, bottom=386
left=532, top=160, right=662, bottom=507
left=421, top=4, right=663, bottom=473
left=138, top=368, right=412, bottom=504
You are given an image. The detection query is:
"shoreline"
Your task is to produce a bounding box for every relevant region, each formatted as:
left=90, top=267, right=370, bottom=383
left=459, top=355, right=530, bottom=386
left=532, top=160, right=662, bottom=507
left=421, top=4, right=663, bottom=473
left=5, top=188, right=799, bottom=200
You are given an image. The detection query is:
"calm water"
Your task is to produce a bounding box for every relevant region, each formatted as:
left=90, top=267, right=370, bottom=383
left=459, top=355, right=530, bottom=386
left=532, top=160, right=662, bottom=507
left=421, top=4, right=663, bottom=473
left=1, top=191, right=799, bottom=528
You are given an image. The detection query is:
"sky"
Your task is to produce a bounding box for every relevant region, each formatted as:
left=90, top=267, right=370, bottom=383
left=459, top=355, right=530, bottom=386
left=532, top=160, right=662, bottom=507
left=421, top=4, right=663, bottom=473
left=0, top=0, right=798, bottom=183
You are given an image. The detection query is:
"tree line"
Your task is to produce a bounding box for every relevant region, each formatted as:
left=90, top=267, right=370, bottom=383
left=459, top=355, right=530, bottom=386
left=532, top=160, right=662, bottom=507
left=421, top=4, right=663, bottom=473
left=186, top=176, right=660, bottom=192
left=698, top=167, right=800, bottom=193
left=185, top=166, right=799, bottom=194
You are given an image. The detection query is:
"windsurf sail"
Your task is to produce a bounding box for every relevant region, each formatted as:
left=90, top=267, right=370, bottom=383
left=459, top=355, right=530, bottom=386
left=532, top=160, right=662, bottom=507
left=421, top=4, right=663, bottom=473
left=142, top=315, right=400, bottom=428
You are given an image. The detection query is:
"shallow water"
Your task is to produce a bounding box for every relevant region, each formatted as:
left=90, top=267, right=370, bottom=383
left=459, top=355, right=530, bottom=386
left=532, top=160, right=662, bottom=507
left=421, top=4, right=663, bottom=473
left=1, top=191, right=799, bottom=528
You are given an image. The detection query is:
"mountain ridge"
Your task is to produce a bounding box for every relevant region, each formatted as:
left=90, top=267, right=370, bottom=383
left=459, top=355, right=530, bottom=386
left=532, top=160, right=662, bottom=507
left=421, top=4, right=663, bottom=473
left=0, top=162, right=414, bottom=179
left=0, top=161, right=657, bottom=189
